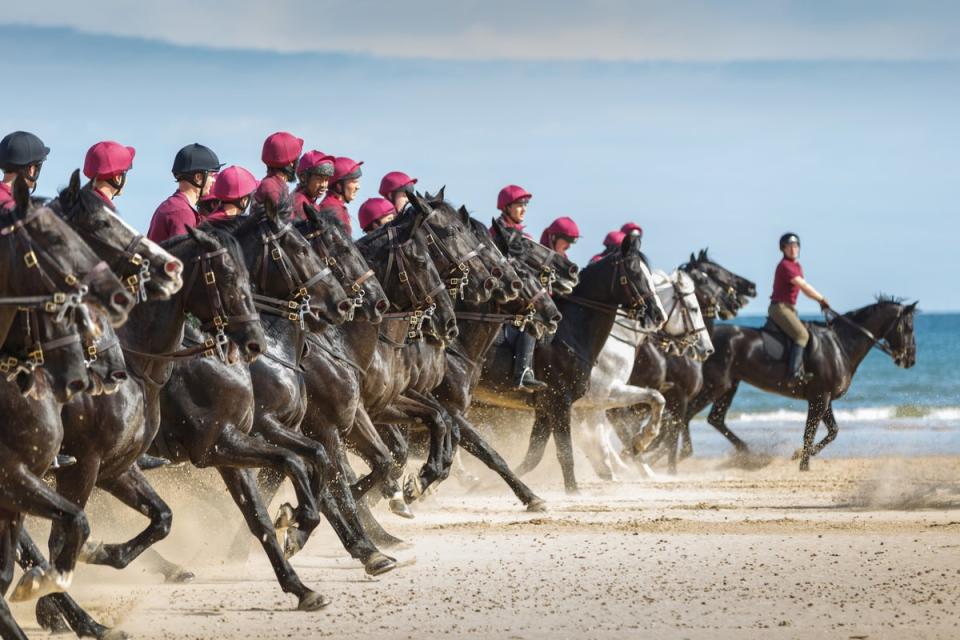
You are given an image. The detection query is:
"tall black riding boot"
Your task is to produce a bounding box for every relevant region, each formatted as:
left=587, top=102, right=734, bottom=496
left=513, top=331, right=547, bottom=392
left=787, top=342, right=808, bottom=386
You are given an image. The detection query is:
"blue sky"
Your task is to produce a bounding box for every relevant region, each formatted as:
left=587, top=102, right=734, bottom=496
left=2, top=3, right=958, bottom=311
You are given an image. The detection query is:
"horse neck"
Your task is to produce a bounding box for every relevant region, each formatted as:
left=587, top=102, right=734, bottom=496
left=118, top=292, right=186, bottom=386
left=341, top=319, right=380, bottom=365
left=834, top=305, right=899, bottom=372
left=454, top=298, right=505, bottom=362
left=556, top=282, right=619, bottom=365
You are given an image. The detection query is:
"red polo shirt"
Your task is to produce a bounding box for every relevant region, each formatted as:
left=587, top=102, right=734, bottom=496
left=147, top=190, right=199, bottom=243
left=0, top=182, right=13, bottom=212
left=255, top=173, right=290, bottom=210
left=771, top=257, right=803, bottom=306
left=292, top=188, right=317, bottom=221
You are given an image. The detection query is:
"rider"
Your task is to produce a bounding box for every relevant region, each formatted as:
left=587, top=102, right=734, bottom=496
left=539, top=217, right=580, bottom=258
left=0, top=130, right=49, bottom=211
left=621, top=222, right=643, bottom=238
left=378, top=171, right=417, bottom=214
left=147, top=143, right=222, bottom=242
left=591, top=230, right=625, bottom=263
left=319, top=156, right=363, bottom=235
left=358, top=197, right=398, bottom=234
left=492, top=184, right=546, bottom=391
left=197, top=174, right=219, bottom=217
left=292, top=150, right=335, bottom=220
left=769, top=232, right=830, bottom=385
left=83, top=140, right=136, bottom=210
left=256, top=131, right=303, bottom=210
left=203, top=166, right=259, bottom=222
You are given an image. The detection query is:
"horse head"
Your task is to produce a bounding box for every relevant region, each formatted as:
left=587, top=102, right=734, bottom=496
left=407, top=189, right=497, bottom=305
left=58, top=169, right=184, bottom=302
left=660, top=269, right=714, bottom=361
left=492, top=218, right=580, bottom=296
left=357, top=205, right=458, bottom=344
left=0, top=178, right=131, bottom=401
left=298, top=203, right=389, bottom=324
left=165, top=226, right=264, bottom=362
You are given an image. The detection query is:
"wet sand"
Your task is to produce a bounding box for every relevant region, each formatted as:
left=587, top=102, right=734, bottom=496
left=12, top=455, right=960, bottom=639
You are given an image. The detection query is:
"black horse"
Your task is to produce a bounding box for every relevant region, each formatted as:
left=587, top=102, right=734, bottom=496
left=0, top=184, right=133, bottom=640
left=691, top=297, right=917, bottom=470
left=478, top=232, right=666, bottom=493
left=618, top=250, right=755, bottom=473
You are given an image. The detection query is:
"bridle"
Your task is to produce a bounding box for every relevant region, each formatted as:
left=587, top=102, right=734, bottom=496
left=455, top=283, right=550, bottom=333
left=561, top=255, right=657, bottom=322
left=380, top=225, right=449, bottom=342
left=251, top=218, right=340, bottom=329
left=824, top=305, right=911, bottom=361
left=420, top=209, right=486, bottom=301
left=302, top=224, right=378, bottom=316
left=61, top=193, right=155, bottom=303
left=122, top=246, right=259, bottom=362
left=649, top=275, right=709, bottom=358
left=0, top=207, right=106, bottom=378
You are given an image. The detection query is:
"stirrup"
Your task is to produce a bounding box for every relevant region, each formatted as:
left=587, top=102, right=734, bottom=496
left=515, top=368, right=547, bottom=392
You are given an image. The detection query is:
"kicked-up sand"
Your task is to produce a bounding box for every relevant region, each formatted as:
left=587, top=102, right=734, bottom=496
left=10, top=454, right=960, bottom=639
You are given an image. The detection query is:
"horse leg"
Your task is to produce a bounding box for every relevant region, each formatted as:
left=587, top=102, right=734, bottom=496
left=345, top=408, right=396, bottom=501
left=389, top=392, right=455, bottom=502
left=0, top=527, right=27, bottom=640
left=254, top=433, right=395, bottom=575
left=454, top=414, right=545, bottom=511
left=79, top=466, right=174, bottom=571
left=550, top=400, right=579, bottom=494
left=705, top=383, right=749, bottom=453
left=810, top=402, right=839, bottom=457
left=20, top=530, right=115, bottom=640
left=574, top=409, right=619, bottom=481
left=665, top=394, right=690, bottom=475
left=797, top=394, right=830, bottom=471
left=682, top=391, right=716, bottom=460
left=216, top=466, right=330, bottom=611
left=336, top=446, right=407, bottom=549
left=208, top=426, right=322, bottom=542
left=0, top=470, right=89, bottom=601
left=513, top=409, right=553, bottom=477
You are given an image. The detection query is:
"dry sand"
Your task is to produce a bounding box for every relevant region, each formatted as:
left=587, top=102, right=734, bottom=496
left=11, top=454, right=960, bottom=639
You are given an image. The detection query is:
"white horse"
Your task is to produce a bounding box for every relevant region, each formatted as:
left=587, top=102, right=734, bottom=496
left=573, top=269, right=714, bottom=480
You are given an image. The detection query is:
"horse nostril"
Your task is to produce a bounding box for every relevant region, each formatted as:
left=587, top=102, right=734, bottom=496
left=338, top=300, right=354, bottom=312
left=111, top=371, right=128, bottom=382
left=491, top=267, right=503, bottom=278
left=165, top=260, right=183, bottom=274
left=246, top=341, right=262, bottom=354
left=113, top=291, right=133, bottom=308
left=68, top=379, right=86, bottom=393
left=510, top=280, right=522, bottom=291
left=375, top=299, right=388, bottom=312
left=484, top=278, right=496, bottom=290
left=551, top=315, right=562, bottom=325
left=568, top=265, right=580, bottom=276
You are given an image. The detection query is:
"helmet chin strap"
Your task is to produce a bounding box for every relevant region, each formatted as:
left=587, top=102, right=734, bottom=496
left=107, top=172, right=127, bottom=196
left=17, top=164, right=41, bottom=195
left=281, top=163, right=296, bottom=182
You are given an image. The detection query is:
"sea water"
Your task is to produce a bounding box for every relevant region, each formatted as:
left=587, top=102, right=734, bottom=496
left=690, top=313, right=960, bottom=458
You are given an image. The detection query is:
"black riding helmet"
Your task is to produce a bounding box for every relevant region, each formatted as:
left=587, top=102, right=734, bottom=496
left=0, top=131, right=49, bottom=171
left=172, top=143, right=222, bottom=176
left=779, top=232, right=800, bottom=249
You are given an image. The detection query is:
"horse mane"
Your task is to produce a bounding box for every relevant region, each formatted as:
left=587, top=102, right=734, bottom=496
left=875, top=293, right=905, bottom=305
left=162, top=221, right=251, bottom=280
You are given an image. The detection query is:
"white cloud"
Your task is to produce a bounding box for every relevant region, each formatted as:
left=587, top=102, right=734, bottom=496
left=4, top=0, right=960, bottom=61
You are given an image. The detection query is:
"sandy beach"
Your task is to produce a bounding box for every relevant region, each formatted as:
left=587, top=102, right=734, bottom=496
left=10, top=451, right=960, bottom=639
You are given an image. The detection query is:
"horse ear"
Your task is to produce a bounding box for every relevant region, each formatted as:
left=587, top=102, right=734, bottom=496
left=620, top=230, right=641, bottom=255
left=302, top=202, right=323, bottom=228
left=68, top=169, right=81, bottom=194
left=436, top=186, right=445, bottom=202
left=689, top=252, right=696, bottom=264
left=12, top=176, right=30, bottom=211
left=186, top=225, right=221, bottom=252
left=698, top=248, right=707, bottom=260
left=406, top=190, right=432, bottom=217
left=457, top=205, right=470, bottom=224
left=907, top=301, right=918, bottom=312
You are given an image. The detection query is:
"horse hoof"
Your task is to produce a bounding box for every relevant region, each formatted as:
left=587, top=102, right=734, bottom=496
left=164, top=568, right=196, bottom=584
left=564, top=487, right=580, bottom=496
left=297, top=591, right=331, bottom=612
left=364, top=552, right=398, bottom=576
left=274, top=503, right=296, bottom=530
left=389, top=497, right=415, bottom=519
left=102, top=628, right=132, bottom=640
left=10, top=568, right=70, bottom=602
left=402, top=474, right=424, bottom=503
left=283, top=529, right=308, bottom=560
left=79, top=540, right=106, bottom=564
left=526, top=498, right=547, bottom=512
left=36, top=598, right=71, bottom=633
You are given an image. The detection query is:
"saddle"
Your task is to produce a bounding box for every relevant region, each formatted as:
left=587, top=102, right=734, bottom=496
left=760, top=317, right=821, bottom=361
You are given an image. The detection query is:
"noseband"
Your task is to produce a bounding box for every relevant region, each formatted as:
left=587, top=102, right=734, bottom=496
left=302, top=225, right=377, bottom=315
left=421, top=210, right=485, bottom=301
